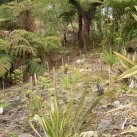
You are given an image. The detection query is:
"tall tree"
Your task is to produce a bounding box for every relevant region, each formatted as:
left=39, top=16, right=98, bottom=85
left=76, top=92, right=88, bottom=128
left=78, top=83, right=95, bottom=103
left=0, top=0, right=34, bottom=31
left=69, top=0, right=103, bottom=52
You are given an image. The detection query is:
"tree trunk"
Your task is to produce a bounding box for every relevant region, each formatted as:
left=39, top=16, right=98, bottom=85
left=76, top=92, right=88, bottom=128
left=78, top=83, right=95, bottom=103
left=63, top=28, right=67, bottom=46
left=22, top=10, right=34, bottom=32
left=78, top=13, right=83, bottom=49
left=82, top=13, right=90, bottom=52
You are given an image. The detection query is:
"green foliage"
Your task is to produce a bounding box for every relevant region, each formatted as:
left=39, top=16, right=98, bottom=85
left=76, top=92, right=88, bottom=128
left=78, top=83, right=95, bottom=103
left=0, top=56, right=12, bottom=77
left=0, top=38, right=12, bottom=77
left=133, top=6, right=137, bottom=21
left=25, top=90, right=43, bottom=117
left=0, top=29, right=62, bottom=79
left=92, top=75, right=102, bottom=83
left=114, top=50, right=137, bottom=73
left=9, top=131, right=17, bottom=137
left=38, top=76, right=52, bottom=89
left=27, top=58, right=45, bottom=76
left=0, top=0, right=34, bottom=30
left=114, top=51, right=137, bottom=80
left=0, top=99, right=10, bottom=109
left=60, top=75, right=72, bottom=90
left=119, top=84, right=129, bottom=93
left=103, top=49, right=116, bottom=68
left=44, top=36, right=62, bottom=54
left=98, top=0, right=137, bottom=49
left=11, top=69, right=23, bottom=84
left=72, top=67, right=81, bottom=82
left=7, top=30, right=62, bottom=58
left=30, top=89, right=109, bottom=137
left=119, top=64, right=137, bottom=79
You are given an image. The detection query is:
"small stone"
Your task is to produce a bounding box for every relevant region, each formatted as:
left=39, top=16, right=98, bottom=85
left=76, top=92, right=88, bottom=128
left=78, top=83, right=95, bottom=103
left=19, top=133, right=33, bottom=137
left=113, top=101, right=121, bottom=108
left=41, top=132, right=47, bottom=137
left=80, top=131, right=99, bottom=137
left=129, top=78, right=137, bottom=89
left=99, top=119, right=111, bottom=129
left=48, top=88, right=55, bottom=91
left=0, top=107, right=3, bottom=114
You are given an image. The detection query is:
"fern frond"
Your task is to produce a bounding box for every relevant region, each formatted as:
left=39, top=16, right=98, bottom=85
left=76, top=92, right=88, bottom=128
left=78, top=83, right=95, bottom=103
left=27, top=58, right=45, bottom=76
left=0, top=56, right=12, bottom=77
left=0, top=38, right=9, bottom=52
left=10, top=45, right=37, bottom=56
left=1, top=0, right=33, bottom=17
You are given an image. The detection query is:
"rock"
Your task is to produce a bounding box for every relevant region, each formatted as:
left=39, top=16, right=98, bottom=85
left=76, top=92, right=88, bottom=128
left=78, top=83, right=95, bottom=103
left=80, top=69, right=91, bottom=72
left=76, top=59, right=84, bottom=64
left=19, top=133, right=33, bottom=137
left=99, top=119, right=111, bottom=129
left=48, top=88, right=55, bottom=91
left=41, top=132, right=47, bottom=137
left=80, top=131, right=99, bottom=137
left=10, top=98, right=21, bottom=107
left=113, top=101, right=121, bottom=108
left=0, top=107, right=4, bottom=114
left=129, top=78, right=137, bottom=89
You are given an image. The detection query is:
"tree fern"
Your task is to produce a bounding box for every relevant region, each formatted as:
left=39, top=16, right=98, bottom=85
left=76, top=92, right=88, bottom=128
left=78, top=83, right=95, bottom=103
left=10, top=45, right=37, bottom=57
left=0, top=56, right=12, bottom=77
left=27, top=58, right=45, bottom=76
left=0, top=30, right=62, bottom=78
left=8, top=30, right=40, bottom=56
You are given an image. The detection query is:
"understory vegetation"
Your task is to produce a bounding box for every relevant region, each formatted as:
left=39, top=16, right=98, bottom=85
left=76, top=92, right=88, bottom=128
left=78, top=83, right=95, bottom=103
left=0, top=0, right=137, bottom=137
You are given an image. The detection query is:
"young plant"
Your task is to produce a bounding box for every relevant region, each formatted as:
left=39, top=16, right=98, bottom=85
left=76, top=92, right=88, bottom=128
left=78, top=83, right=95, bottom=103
left=60, top=75, right=72, bottom=90
left=0, top=99, right=11, bottom=110
left=25, top=90, right=43, bottom=118
left=103, top=49, right=116, bottom=89
left=103, top=49, right=116, bottom=68
left=9, top=131, right=17, bottom=137
left=38, top=76, right=52, bottom=90
left=30, top=87, right=109, bottom=137
left=11, top=69, right=23, bottom=84
left=72, top=67, right=81, bottom=82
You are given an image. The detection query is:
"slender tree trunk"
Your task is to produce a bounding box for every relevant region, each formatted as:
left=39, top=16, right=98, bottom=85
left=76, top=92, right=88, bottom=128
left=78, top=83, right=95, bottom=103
left=22, top=10, right=34, bottom=32
left=63, top=29, right=67, bottom=46
left=78, top=13, right=83, bottom=49
left=82, top=13, right=90, bottom=52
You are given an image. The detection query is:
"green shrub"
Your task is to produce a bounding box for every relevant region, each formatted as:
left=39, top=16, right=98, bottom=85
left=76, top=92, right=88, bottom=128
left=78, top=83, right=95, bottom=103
left=38, top=76, right=52, bottom=89
left=11, top=69, right=23, bottom=84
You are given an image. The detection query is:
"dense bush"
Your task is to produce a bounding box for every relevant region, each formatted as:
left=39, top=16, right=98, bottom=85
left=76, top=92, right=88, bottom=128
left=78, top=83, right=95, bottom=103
left=0, top=29, right=62, bottom=85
